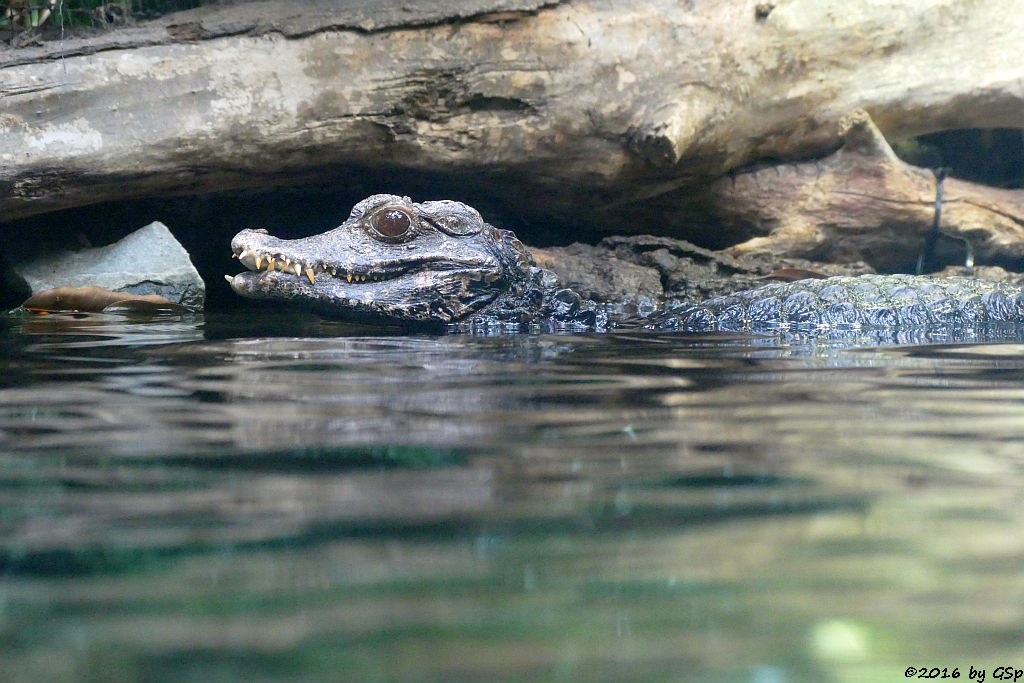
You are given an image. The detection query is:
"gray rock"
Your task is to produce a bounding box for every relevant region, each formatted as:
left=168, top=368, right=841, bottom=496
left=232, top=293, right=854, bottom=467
left=532, top=243, right=664, bottom=310
left=12, top=221, right=205, bottom=309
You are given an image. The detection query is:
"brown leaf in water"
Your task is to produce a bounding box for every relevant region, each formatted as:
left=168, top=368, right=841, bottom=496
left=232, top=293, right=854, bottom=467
left=21, top=286, right=183, bottom=314
left=761, top=268, right=829, bottom=282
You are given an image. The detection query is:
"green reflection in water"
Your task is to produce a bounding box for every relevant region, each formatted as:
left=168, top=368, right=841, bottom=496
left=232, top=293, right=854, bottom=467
left=1, top=312, right=1024, bottom=680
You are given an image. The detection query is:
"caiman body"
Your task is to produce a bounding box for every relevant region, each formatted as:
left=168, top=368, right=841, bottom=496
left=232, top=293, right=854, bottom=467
left=228, top=194, right=1024, bottom=335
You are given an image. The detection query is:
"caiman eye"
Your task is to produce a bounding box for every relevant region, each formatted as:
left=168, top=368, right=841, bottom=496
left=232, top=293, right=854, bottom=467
left=370, top=207, right=413, bottom=239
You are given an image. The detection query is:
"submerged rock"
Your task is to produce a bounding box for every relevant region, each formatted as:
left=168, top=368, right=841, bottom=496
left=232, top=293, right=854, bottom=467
left=9, top=221, right=205, bottom=309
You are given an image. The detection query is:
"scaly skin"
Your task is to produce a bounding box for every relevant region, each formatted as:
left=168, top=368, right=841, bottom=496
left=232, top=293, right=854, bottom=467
left=228, top=195, right=1024, bottom=334
left=649, top=274, right=1024, bottom=333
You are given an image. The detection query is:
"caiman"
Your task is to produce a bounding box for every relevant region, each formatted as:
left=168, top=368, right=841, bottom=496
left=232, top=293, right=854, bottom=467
left=227, top=194, right=1024, bottom=336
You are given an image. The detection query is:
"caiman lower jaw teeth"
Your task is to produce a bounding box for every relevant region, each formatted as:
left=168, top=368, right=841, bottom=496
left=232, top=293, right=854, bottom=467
left=233, top=248, right=387, bottom=285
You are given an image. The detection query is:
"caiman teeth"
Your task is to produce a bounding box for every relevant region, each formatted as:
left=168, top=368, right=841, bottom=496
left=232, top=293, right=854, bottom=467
left=236, top=247, right=392, bottom=286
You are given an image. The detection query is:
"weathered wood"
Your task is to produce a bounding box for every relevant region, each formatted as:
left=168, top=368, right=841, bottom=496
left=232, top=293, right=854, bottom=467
left=713, top=111, right=1024, bottom=271
left=2, top=0, right=1024, bottom=267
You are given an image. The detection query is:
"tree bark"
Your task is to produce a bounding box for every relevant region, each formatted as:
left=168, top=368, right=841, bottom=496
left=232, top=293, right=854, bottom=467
left=2, top=0, right=1023, bottom=268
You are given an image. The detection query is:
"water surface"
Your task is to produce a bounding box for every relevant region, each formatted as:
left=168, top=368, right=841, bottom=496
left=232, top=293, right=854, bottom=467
left=2, top=310, right=1024, bottom=681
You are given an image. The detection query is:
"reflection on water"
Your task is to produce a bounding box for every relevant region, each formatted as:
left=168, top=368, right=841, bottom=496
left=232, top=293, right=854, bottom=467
left=2, top=311, right=1024, bottom=681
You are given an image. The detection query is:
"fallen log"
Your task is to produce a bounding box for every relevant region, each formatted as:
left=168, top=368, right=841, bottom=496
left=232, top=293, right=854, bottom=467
left=1, top=0, right=1023, bottom=268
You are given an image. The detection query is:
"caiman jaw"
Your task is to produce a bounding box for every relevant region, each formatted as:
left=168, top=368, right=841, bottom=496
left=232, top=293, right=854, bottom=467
left=225, top=233, right=486, bottom=293
left=227, top=244, right=387, bottom=286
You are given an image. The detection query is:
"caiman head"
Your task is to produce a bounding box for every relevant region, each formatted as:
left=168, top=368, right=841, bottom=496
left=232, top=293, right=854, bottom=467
left=227, top=194, right=535, bottom=325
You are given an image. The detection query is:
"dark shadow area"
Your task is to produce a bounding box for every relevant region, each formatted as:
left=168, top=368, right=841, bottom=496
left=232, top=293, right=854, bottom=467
left=893, top=128, right=1024, bottom=188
